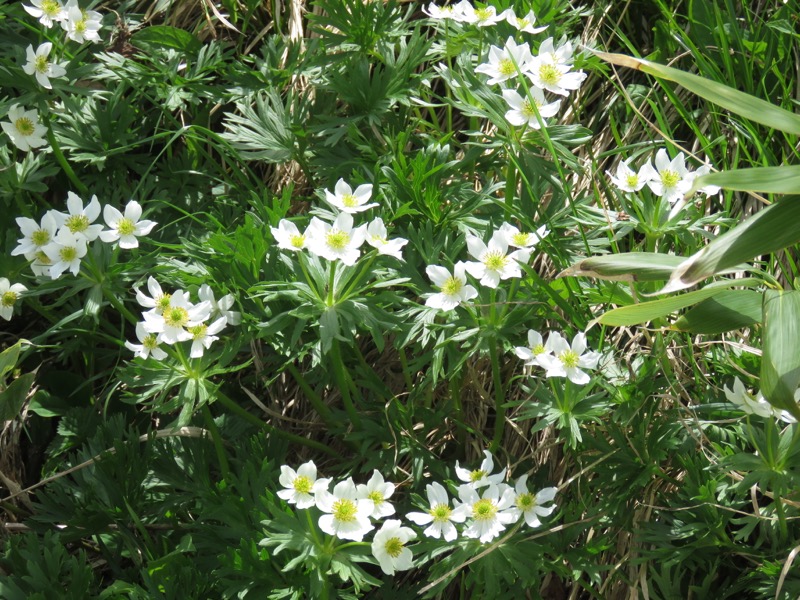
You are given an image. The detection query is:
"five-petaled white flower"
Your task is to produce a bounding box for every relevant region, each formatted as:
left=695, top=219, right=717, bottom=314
left=527, top=52, right=586, bottom=96
left=198, top=284, right=241, bottom=326
left=0, top=278, right=27, bottom=321
left=723, top=377, right=778, bottom=419
left=277, top=461, right=331, bottom=509
left=476, top=37, right=534, bottom=86
left=406, top=481, right=468, bottom=541
left=425, top=262, right=477, bottom=311
left=464, top=231, right=529, bottom=288
left=460, top=3, right=503, bottom=26
left=371, top=519, right=416, bottom=576
left=498, top=222, right=549, bottom=250
left=324, top=179, right=378, bottom=214
left=62, top=0, right=103, bottom=43
left=455, top=449, right=507, bottom=489
left=271, top=219, right=309, bottom=252
left=315, top=477, right=374, bottom=541
left=125, top=322, right=168, bottom=360
left=356, top=470, right=396, bottom=520
left=142, top=290, right=211, bottom=344
left=11, top=212, right=60, bottom=258
left=23, top=43, right=67, bottom=89
left=187, top=316, right=227, bottom=358
left=502, top=88, right=562, bottom=129
left=422, top=2, right=460, bottom=19
left=456, top=483, right=517, bottom=543
left=366, top=217, right=407, bottom=260
left=23, top=0, right=66, bottom=27
left=539, top=331, right=601, bottom=385
left=43, top=228, right=87, bottom=279
left=638, top=149, right=691, bottom=204
left=55, top=192, right=104, bottom=242
left=306, top=213, right=367, bottom=266
left=501, top=8, right=547, bottom=34
left=2, top=105, right=48, bottom=152
left=608, top=158, right=649, bottom=193
left=538, top=37, right=575, bottom=67
left=509, top=475, right=557, bottom=528
left=99, top=200, right=157, bottom=249
left=687, top=163, right=721, bottom=196
left=514, top=329, right=552, bottom=368
left=135, top=276, right=172, bottom=315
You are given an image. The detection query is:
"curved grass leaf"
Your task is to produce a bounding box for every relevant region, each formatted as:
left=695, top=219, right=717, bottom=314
left=690, top=166, right=800, bottom=195
left=558, top=253, right=686, bottom=282
left=672, top=290, right=763, bottom=334
left=761, top=290, right=800, bottom=420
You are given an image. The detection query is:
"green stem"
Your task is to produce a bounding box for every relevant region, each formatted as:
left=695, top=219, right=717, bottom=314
left=488, top=341, right=505, bottom=452
left=339, top=253, right=378, bottom=301
left=326, top=261, right=337, bottom=307
left=329, top=340, right=361, bottom=429
left=285, top=362, right=336, bottom=424
left=46, top=127, right=88, bottom=196
left=202, top=403, right=231, bottom=481
left=297, top=254, right=321, bottom=302
left=333, top=541, right=370, bottom=553
left=305, top=509, right=323, bottom=548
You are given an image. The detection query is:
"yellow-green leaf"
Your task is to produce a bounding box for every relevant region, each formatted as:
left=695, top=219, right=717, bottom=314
left=672, top=290, right=763, bottom=334
left=558, top=253, right=686, bottom=282
left=760, top=290, right=800, bottom=420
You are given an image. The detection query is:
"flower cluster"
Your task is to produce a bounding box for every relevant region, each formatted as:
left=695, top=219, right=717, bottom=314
left=424, top=2, right=544, bottom=33
left=128, top=278, right=240, bottom=360
left=10, top=194, right=156, bottom=279
left=24, top=0, right=102, bottom=43
left=426, top=222, right=548, bottom=310
left=276, top=452, right=557, bottom=576
left=724, top=377, right=797, bottom=424
left=515, top=330, right=601, bottom=385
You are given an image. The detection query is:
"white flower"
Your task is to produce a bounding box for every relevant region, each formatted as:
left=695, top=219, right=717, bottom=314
left=501, top=8, right=547, bottom=34
left=687, top=163, right=721, bottom=196
left=270, top=219, right=309, bottom=252
left=509, top=475, right=557, bottom=528
left=464, top=231, right=529, bottom=288
left=371, top=519, right=416, bottom=576
left=502, top=88, right=561, bottom=129
left=324, top=179, right=378, bottom=214
left=475, top=38, right=534, bottom=86
left=356, top=470, right=396, bottom=519
left=638, top=149, right=692, bottom=204
left=366, top=218, right=407, bottom=260
left=23, top=0, right=66, bottom=27
left=406, top=481, right=468, bottom=541
left=62, top=0, right=102, bottom=43
left=99, top=200, right=156, bottom=249
left=11, top=212, right=60, bottom=258
left=460, top=3, right=503, bottom=26
left=538, top=331, right=601, bottom=385
left=125, top=322, right=168, bottom=360
left=27, top=250, right=54, bottom=277
left=537, top=37, right=575, bottom=67
left=0, top=279, right=27, bottom=321
left=423, top=2, right=460, bottom=19
left=277, top=461, right=331, bottom=509
left=608, top=159, right=649, bottom=193
left=305, top=213, right=367, bottom=266
left=22, top=43, right=67, bottom=89
left=187, top=316, right=227, bottom=358
left=198, top=284, right=241, bottom=326
left=316, top=477, right=374, bottom=541
left=723, top=377, right=778, bottom=419
left=455, top=449, right=507, bottom=489
left=135, top=276, right=172, bottom=315
left=514, top=329, right=552, bottom=367
left=54, top=192, right=104, bottom=242
left=2, top=105, right=48, bottom=152
left=527, top=52, right=586, bottom=96
left=456, top=484, right=517, bottom=543
left=498, top=222, right=548, bottom=250
left=142, top=290, right=211, bottom=345
left=43, top=229, right=87, bottom=279
left=425, top=262, right=478, bottom=311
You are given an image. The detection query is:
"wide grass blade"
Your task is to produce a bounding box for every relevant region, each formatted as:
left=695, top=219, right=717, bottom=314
left=690, top=166, right=800, bottom=195
left=672, top=290, right=763, bottom=334
left=558, top=253, right=686, bottom=282
left=761, top=290, right=800, bottom=420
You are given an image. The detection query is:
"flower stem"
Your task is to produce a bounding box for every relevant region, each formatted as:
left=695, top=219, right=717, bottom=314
left=285, top=362, right=336, bottom=425
left=329, top=340, right=361, bottom=429
left=46, top=127, right=88, bottom=196
left=332, top=541, right=370, bottom=553
left=202, top=403, right=231, bottom=482
left=489, top=341, right=505, bottom=452
left=326, top=261, right=337, bottom=307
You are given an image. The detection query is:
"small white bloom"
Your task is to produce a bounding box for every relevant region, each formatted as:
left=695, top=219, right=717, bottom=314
left=125, top=322, right=168, bottom=360
left=464, top=231, right=529, bottom=288
left=502, top=88, right=561, bottom=129
left=423, top=2, right=460, bottom=19
left=54, top=192, right=104, bottom=242
left=142, top=290, right=211, bottom=345
left=11, top=212, right=60, bottom=257
left=356, top=470, right=396, bottom=519
left=271, top=219, right=309, bottom=252
left=135, top=276, right=172, bottom=315
left=538, top=37, right=575, bottom=67
left=99, top=200, right=156, bottom=249
left=687, top=163, right=721, bottom=196
left=501, top=8, right=547, bottom=34
left=371, top=519, right=416, bottom=576
left=43, top=229, right=87, bottom=279
left=277, top=461, right=331, bottom=509
left=456, top=484, right=517, bottom=543
left=514, top=329, right=552, bottom=367
left=509, top=475, right=557, bottom=528
left=608, top=158, right=649, bottom=193
left=22, top=43, right=67, bottom=89
left=62, top=0, right=103, bottom=43
left=460, top=3, right=503, bottom=26
left=306, top=213, right=367, bottom=266
left=406, top=481, right=468, bottom=541
left=0, top=278, right=27, bottom=321
left=198, top=284, right=241, bottom=326
left=23, top=0, right=66, bottom=27
left=366, top=217, right=407, bottom=260
left=723, top=378, right=777, bottom=419
left=425, top=262, right=478, bottom=311
left=527, top=52, right=586, bottom=96
left=316, top=477, right=374, bottom=541
left=26, top=250, right=54, bottom=277
left=498, top=222, right=548, bottom=250
left=475, top=37, right=534, bottom=86
left=324, top=179, right=378, bottom=214
left=455, top=449, right=507, bottom=489
left=539, top=331, right=601, bottom=385
left=638, top=149, right=692, bottom=204
left=187, top=316, right=227, bottom=358
left=2, top=105, right=48, bottom=152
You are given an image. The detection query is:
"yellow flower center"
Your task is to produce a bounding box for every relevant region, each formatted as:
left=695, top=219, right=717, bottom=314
left=332, top=498, right=358, bottom=523
left=469, top=469, right=486, bottom=483
left=116, top=217, right=136, bottom=236
left=370, top=234, right=386, bottom=245
left=429, top=503, right=452, bottom=523
left=498, top=58, right=516, bottom=77
left=531, top=343, right=545, bottom=355
left=75, top=19, right=87, bottom=33
left=511, top=232, right=530, bottom=246
left=188, top=323, right=207, bottom=340
left=341, top=194, right=357, bottom=208
left=560, top=349, right=580, bottom=368
left=660, top=169, right=680, bottom=188
left=367, top=491, right=384, bottom=506
left=516, top=492, right=535, bottom=511
left=59, top=246, right=77, bottom=262
left=520, top=99, right=542, bottom=119
left=475, top=7, right=492, bottom=20
left=293, top=475, right=313, bottom=494
left=65, top=214, right=90, bottom=233
left=41, top=0, right=60, bottom=16
left=440, top=276, right=463, bottom=296
left=538, top=63, right=561, bottom=87
left=483, top=251, right=507, bottom=272
left=155, top=293, right=171, bottom=314
left=164, top=306, right=189, bottom=328
left=472, top=498, right=498, bottom=521
left=34, top=55, right=49, bottom=74
left=35, top=250, right=51, bottom=265
left=15, top=117, right=35, bottom=136
left=1, top=291, right=18, bottom=307
left=626, top=173, right=639, bottom=188
left=142, top=334, right=159, bottom=351
left=517, top=17, right=530, bottom=28
left=383, top=537, right=404, bottom=558
left=31, top=228, right=51, bottom=246
left=326, top=230, right=350, bottom=250
left=289, top=234, right=305, bottom=248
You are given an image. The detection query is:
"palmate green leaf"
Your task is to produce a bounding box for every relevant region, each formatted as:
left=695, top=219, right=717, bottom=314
left=760, top=290, right=800, bottom=420
left=661, top=196, right=800, bottom=292
left=596, top=52, right=800, bottom=135
left=220, top=91, right=298, bottom=163
left=558, top=252, right=687, bottom=281
left=591, top=278, right=760, bottom=327
left=672, top=290, right=763, bottom=334
left=690, top=165, right=800, bottom=195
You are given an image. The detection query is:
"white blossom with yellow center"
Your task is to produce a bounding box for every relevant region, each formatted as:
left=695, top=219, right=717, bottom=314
left=371, top=519, right=416, bottom=575
left=324, top=178, right=377, bottom=214
left=2, top=105, right=48, bottom=152
left=464, top=231, right=529, bottom=289
left=502, top=88, right=562, bottom=129
left=99, top=200, right=157, bottom=249
left=407, top=481, right=468, bottom=541
left=0, top=278, right=27, bottom=321
left=277, top=461, right=331, bottom=509
left=356, top=469, right=396, bottom=519
left=475, top=37, right=534, bottom=86
left=315, top=478, right=374, bottom=541
left=455, top=483, right=517, bottom=543
left=22, top=43, right=67, bottom=89
left=539, top=331, right=602, bottom=385
left=425, top=261, right=477, bottom=311
left=306, top=213, right=367, bottom=266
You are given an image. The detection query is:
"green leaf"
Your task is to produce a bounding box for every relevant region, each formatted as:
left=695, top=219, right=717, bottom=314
left=131, top=25, right=202, bottom=55
left=661, top=197, right=800, bottom=292
left=596, top=52, right=800, bottom=136
left=760, top=290, right=800, bottom=420
left=691, top=166, right=800, bottom=195
left=0, top=340, right=24, bottom=382
left=558, top=252, right=687, bottom=282
left=592, top=279, right=760, bottom=327
left=672, top=290, right=763, bottom=334
left=0, top=371, right=35, bottom=421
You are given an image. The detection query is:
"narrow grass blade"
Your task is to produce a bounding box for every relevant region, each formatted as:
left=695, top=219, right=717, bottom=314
left=760, top=290, right=800, bottom=420
left=690, top=166, right=800, bottom=195
left=558, top=253, right=686, bottom=282
left=672, top=290, right=763, bottom=334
